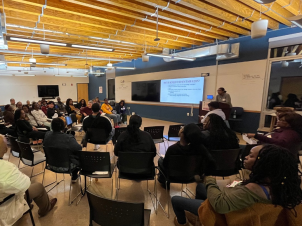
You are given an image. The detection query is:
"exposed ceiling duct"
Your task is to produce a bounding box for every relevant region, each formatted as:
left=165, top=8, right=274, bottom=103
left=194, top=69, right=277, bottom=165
left=159, top=43, right=240, bottom=62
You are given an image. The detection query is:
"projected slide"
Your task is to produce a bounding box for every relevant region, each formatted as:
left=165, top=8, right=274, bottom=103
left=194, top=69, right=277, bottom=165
left=160, top=77, right=204, bottom=104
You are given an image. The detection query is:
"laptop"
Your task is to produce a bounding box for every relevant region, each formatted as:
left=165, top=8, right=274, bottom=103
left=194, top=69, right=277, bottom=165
left=65, top=116, right=73, bottom=126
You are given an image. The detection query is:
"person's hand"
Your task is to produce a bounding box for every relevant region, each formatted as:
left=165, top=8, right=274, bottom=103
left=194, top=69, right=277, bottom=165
left=33, top=127, right=38, bottom=131
left=247, top=133, right=255, bottom=138
left=4, top=122, right=9, bottom=126
left=83, top=113, right=87, bottom=116
left=41, top=124, right=45, bottom=127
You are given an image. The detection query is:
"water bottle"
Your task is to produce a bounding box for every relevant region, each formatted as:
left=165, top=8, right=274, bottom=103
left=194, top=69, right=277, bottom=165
left=233, top=110, right=237, bottom=119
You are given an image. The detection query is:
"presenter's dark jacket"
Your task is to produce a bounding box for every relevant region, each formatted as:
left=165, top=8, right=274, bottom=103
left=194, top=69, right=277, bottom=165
left=114, top=130, right=156, bottom=157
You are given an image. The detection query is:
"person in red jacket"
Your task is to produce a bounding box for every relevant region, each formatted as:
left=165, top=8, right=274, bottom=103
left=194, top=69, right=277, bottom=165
left=41, top=100, right=48, bottom=115
left=247, top=112, right=302, bottom=157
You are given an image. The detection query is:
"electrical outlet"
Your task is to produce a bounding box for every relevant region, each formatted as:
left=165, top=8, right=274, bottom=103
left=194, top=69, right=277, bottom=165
left=187, top=113, right=190, bottom=116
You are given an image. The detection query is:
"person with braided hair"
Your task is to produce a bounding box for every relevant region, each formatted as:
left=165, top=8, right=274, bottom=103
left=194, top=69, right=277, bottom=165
left=172, top=145, right=302, bottom=226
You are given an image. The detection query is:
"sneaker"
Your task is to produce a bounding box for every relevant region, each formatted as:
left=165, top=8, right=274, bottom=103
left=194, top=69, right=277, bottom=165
left=71, top=175, right=80, bottom=183
left=174, top=217, right=190, bottom=226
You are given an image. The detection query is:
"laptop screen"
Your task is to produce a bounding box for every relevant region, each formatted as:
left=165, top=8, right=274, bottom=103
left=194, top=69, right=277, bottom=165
left=65, top=116, right=73, bottom=126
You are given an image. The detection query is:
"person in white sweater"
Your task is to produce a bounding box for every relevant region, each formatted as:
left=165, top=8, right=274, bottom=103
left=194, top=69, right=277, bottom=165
left=31, top=102, right=51, bottom=129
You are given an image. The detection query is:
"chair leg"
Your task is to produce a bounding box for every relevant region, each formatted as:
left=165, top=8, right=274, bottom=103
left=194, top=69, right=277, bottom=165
left=28, top=206, right=36, bottom=226
left=69, top=175, right=82, bottom=206
left=146, top=179, right=158, bottom=215
left=181, top=184, right=194, bottom=198
left=45, top=173, right=65, bottom=193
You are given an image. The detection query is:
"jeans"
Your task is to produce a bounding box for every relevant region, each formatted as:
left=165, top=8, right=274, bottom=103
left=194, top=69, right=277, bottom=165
left=171, top=184, right=207, bottom=224
left=105, top=113, right=120, bottom=124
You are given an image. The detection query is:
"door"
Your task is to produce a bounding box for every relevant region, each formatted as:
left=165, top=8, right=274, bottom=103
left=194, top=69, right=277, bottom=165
left=77, top=83, right=89, bottom=103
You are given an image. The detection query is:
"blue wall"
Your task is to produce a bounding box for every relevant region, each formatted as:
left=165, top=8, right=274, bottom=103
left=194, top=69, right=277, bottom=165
left=88, top=26, right=302, bottom=132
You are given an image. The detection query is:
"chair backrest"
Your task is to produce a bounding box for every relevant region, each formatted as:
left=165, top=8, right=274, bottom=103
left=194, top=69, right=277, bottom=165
left=144, top=126, right=164, bottom=140
left=168, top=125, right=184, bottom=138
left=77, top=151, right=111, bottom=173
left=87, top=191, right=145, bottom=226
left=86, top=128, right=109, bottom=144
left=231, top=107, right=244, bottom=117
left=17, top=141, right=34, bottom=164
left=167, top=155, right=202, bottom=181
left=210, top=149, right=241, bottom=176
left=7, top=135, right=21, bottom=154
left=118, top=152, right=155, bottom=175
left=114, top=127, right=127, bottom=142
left=43, top=146, right=71, bottom=169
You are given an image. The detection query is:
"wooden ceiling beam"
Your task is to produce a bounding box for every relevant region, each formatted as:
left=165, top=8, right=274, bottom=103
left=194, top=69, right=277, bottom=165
left=275, top=0, right=301, bottom=15
left=7, top=0, right=212, bottom=44
left=99, top=0, right=246, bottom=36
left=199, top=0, right=279, bottom=30
left=237, top=0, right=293, bottom=26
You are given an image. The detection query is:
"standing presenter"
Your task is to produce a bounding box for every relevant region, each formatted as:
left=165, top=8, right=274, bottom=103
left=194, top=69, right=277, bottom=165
left=216, top=87, right=232, bottom=107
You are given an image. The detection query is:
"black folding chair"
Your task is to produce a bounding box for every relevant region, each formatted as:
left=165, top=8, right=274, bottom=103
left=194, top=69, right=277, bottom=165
left=163, top=125, right=184, bottom=147
left=144, top=126, right=167, bottom=155
left=0, top=190, right=35, bottom=226
left=87, top=191, right=150, bottom=226
left=76, top=151, right=115, bottom=205
left=6, top=135, right=23, bottom=167
left=17, top=140, right=45, bottom=179
left=112, top=127, right=127, bottom=145
left=42, top=146, right=81, bottom=205
left=229, top=107, right=244, bottom=133
left=116, top=152, right=157, bottom=213
left=210, top=149, right=242, bottom=179
left=157, top=155, right=202, bottom=218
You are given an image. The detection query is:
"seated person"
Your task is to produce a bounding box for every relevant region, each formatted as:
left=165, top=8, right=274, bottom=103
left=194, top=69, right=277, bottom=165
left=247, top=112, right=302, bottom=156
left=16, top=101, right=23, bottom=111
left=31, top=102, right=52, bottom=129
left=114, top=114, right=156, bottom=156
left=201, top=114, right=239, bottom=150
left=172, top=145, right=302, bottom=226
left=25, top=100, right=31, bottom=109
left=116, top=100, right=127, bottom=125
left=157, top=124, right=215, bottom=189
left=0, top=138, right=57, bottom=225
left=80, top=100, right=93, bottom=118
left=0, top=123, right=15, bottom=136
left=65, top=98, right=81, bottom=123
left=47, top=101, right=61, bottom=119
left=101, top=98, right=120, bottom=128
left=3, top=105, right=14, bottom=125
left=83, top=103, right=115, bottom=147
left=76, top=99, right=86, bottom=109
left=14, top=109, right=46, bottom=142
left=23, top=105, right=39, bottom=127
left=43, top=118, right=82, bottom=182
left=41, top=100, right=48, bottom=115
left=56, top=97, right=66, bottom=113
left=199, top=101, right=226, bottom=123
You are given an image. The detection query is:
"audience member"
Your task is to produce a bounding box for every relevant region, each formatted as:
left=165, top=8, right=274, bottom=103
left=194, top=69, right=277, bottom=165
left=0, top=137, right=57, bottom=225
left=157, top=124, right=215, bottom=189
left=114, top=115, right=156, bottom=156
left=16, top=101, right=22, bottom=110
left=10, top=98, right=16, bottom=112
left=116, top=100, right=127, bottom=125
left=43, top=118, right=82, bottom=182
left=41, top=100, right=48, bottom=115
left=202, top=114, right=239, bottom=150
left=56, top=97, right=65, bottom=113
left=284, top=93, right=299, bottom=109
left=14, top=109, right=46, bottom=141
left=83, top=103, right=114, bottom=149
left=65, top=98, right=81, bottom=123
left=268, top=92, right=282, bottom=109
left=31, top=102, right=51, bottom=129
left=95, top=97, right=101, bottom=104
left=199, top=101, right=226, bottom=123
left=77, top=99, right=86, bottom=109
left=3, top=105, right=14, bottom=125
left=80, top=100, right=93, bottom=117
left=101, top=98, right=120, bottom=128
left=47, top=101, right=61, bottom=119
left=25, top=100, right=31, bottom=109
left=22, top=105, right=38, bottom=128
left=247, top=112, right=302, bottom=156
left=0, top=123, right=15, bottom=136
left=216, top=87, right=232, bottom=107
left=172, top=145, right=302, bottom=226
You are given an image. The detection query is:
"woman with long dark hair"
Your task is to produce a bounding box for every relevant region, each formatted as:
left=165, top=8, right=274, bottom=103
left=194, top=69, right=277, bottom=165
left=76, top=99, right=87, bottom=109
left=172, top=145, right=302, bottom=226
left=158, top=123, right=216, bottom=190
left=14, top=109, right=45, bottom=142
left=202, top=114, right=239, bottom=150
left=65, top=98, right=82, bottom=123
left=114, top=115, right=156, bottom=156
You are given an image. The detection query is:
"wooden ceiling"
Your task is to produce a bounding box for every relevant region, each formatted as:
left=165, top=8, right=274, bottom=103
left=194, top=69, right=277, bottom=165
left=0, top=0, right=299, bottom=69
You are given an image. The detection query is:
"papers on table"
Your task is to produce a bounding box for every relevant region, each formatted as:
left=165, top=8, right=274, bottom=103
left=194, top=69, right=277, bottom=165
left=37, top=128, right=48, bottom=131
left=242, top=134, right=257, bottom=145
left=92, top=171, right=108, bottom=175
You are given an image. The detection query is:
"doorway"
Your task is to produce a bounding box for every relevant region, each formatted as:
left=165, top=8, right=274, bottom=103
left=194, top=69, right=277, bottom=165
left=77, top=83, right=89, bottom=103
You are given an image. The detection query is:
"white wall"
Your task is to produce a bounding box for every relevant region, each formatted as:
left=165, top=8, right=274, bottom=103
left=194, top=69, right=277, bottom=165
left=115, top=59, right=267, bottom=111
left=0, top=76, right=89, bottom=105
